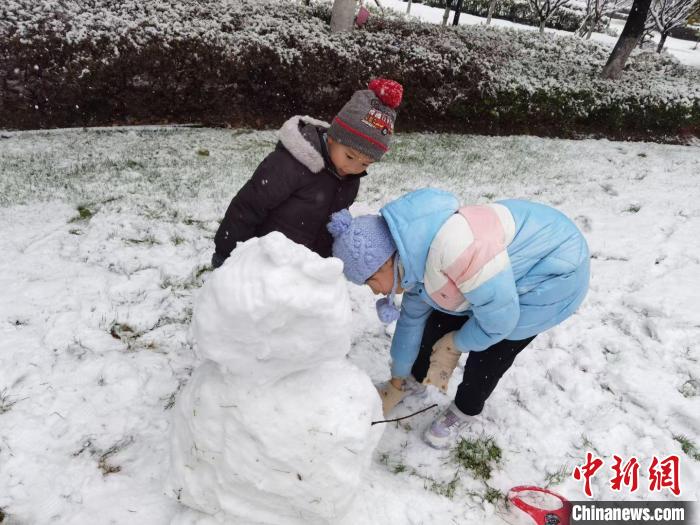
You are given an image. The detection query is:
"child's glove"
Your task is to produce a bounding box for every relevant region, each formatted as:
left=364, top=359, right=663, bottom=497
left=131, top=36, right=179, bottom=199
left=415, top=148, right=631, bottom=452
left=423, top=331, right=462, bottom=393
left=375, top=376, right=425, bottom=416
left=211, top=252, right=227, bottom=269
left=376, top=380, right=405, bottom=417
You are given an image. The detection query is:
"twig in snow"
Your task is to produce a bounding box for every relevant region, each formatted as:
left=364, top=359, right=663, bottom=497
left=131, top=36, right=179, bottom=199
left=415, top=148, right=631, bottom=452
left=371, top=404, right=438, bottom=426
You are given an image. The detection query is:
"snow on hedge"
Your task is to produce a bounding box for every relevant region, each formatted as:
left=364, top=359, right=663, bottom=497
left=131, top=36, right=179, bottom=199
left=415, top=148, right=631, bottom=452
left=1, top=0, right=698, bottom=136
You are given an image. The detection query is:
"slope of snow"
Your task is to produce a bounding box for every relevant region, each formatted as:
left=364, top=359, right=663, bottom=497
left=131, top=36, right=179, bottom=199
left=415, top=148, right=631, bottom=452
left=0, top=127, right=698, bottom=524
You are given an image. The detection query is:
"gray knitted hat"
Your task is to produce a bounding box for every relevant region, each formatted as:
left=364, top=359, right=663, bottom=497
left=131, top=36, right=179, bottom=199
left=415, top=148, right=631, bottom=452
left=328, top=78, right=403, bottom=161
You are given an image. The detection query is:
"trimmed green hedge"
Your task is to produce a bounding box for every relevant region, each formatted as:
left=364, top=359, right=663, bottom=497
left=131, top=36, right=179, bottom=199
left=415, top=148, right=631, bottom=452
left=1, top=0, right=698, bottom=140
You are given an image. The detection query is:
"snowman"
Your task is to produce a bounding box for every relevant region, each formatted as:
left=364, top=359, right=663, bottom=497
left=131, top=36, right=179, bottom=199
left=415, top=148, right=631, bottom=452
left=166, top=232, right=383, bottom=525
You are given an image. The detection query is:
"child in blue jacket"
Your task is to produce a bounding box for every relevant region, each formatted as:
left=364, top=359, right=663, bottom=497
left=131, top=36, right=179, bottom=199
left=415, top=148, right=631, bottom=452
left=328, top=188, right=589, bottom=449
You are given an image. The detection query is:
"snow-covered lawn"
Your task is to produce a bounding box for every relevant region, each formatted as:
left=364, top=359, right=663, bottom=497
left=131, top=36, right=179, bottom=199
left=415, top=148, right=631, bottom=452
left=383, top=0, right=700, bottom=68
left=0, top=127, right=699, bottom=524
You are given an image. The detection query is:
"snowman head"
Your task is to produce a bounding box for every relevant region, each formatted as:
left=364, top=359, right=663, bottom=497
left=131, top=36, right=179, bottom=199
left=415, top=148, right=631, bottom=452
left=193, top=232, right=352, bottom=384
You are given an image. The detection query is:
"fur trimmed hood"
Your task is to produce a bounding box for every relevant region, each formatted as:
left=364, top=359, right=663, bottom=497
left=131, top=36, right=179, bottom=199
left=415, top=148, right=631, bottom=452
left=278, top=115, right=330, bottom=174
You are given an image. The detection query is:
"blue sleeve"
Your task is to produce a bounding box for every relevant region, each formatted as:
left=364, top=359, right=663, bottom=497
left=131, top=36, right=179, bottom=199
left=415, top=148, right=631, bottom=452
left=453, top=267, right=520, bottom=352
left=389, top=291, right=433, bottom=378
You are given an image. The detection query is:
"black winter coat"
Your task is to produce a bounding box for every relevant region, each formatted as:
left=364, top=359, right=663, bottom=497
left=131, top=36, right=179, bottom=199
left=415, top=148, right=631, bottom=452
left=214, top=116, right=365, bottom=261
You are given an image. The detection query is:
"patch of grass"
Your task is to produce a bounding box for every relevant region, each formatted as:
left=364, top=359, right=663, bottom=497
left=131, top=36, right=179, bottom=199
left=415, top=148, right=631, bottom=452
left=162, top=380, right=187, bottom=410
left=195, top=265, right=213, bottom=280
left=74, top=436, right=134, bottom=476
left=124, top=234, right=159, bottom=246
left=392, top=463, right=407, bottom=474
left=161, top=266, right=211, bottom=292
left=484, top=486, right=506, bottom=504
left=0, top=388, right=19, bottom=414
left=171, top=235, right=186, bottom=246
left=68, top=228, right=82, bottom=235
left=428, top=473, right=459, bottom=499
left=580, top=434, right=594, bottom=450
left=679, top=379, right=699, bottom=398
left=196, top=148, right=210, bottom=157
left=97, top=436, right=134, bottom=476
left=674, top=435, right=700, bottom=461
left=544, top=465, right=570, bottom=487
left=69, top=205, right=94, bottom=223
left=454, top=436, right=502, bottom=481
left=125, top=159, right=144, bottom=169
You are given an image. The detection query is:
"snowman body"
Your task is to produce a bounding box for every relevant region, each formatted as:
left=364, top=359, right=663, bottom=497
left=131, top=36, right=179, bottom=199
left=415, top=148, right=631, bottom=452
left=166, top=233, right=383, bottom=525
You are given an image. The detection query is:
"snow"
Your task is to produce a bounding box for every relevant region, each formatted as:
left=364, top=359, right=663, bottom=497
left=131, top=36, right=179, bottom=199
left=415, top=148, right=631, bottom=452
left=383, top=0, right=700, bottom=67
left=166, top=232, right=382, bottom=524
left=0, top=126, right=699, bottom=524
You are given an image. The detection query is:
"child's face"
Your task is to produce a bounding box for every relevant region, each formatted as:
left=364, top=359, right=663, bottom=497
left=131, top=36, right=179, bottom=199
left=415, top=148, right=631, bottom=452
left=327, top=137, right=375, bottom=176
left=366, top=256, right=402, bottom=296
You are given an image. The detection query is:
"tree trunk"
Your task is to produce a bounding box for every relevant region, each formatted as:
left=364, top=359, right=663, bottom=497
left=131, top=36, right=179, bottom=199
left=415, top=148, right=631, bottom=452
left=600, top=0, right=653, bottom=79
left=407, top=0, right=413, bottom=13
left=656, top=31, right=668, bottom=52
left=442, top=1, right=452, bottom=25
left=539, top=19, right=546, bottom=33
left=486, top=0, right=497, bottom=24
left=577, top=15, right=591, bottom=36
left=453, top=0, right=465, bottom=24
left=331, top=0, right=358, bottom=32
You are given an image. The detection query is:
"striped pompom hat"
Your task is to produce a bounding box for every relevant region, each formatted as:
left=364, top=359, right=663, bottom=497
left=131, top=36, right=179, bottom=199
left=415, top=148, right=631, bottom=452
left=327, top=78, right=403, bottom=161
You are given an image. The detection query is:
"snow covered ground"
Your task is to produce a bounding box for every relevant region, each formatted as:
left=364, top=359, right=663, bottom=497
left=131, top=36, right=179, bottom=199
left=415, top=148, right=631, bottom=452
left=0, top=126, right=699, bottom=524
left=384, top=0, right=700, bottom=68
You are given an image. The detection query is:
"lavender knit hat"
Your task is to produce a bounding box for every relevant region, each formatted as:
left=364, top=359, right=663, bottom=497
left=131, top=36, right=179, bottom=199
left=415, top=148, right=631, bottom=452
left=327, top=209, right=396, bottom=285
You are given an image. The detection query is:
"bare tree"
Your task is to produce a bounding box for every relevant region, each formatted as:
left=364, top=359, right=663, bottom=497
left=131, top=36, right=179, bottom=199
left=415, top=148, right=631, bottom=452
left=647, top=0, right=700, bottom=51
left=407, top=0, right=413, bottom=13
left=601, top=0, right=653, bottom=78
left=442, top=0, right=454, bottom=25
left=453, top=0, right=466, bottom=24
left=578, top=0, right=631, bottom=38
left=527, top=0, right=572, bottom=33
left=486, top=0, right=499, bottom=24
left=331, top=0, right=358, bottom=32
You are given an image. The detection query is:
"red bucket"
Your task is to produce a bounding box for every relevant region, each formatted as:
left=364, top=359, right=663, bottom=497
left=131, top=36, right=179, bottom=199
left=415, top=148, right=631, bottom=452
left=507, top=485, right=571, bottom=525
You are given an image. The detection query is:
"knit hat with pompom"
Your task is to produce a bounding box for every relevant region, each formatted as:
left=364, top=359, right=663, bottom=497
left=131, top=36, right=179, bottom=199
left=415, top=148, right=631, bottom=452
left=326, top=209, right=396, bottom=285
left=327, top=78, right=403, bottom=162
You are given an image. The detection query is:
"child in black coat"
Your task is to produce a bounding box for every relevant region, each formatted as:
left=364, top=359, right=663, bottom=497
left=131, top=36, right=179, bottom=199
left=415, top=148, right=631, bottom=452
left=212, top=79, right=403, bottom=267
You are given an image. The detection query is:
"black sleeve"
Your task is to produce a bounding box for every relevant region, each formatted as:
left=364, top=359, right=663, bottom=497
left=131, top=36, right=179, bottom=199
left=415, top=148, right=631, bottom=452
left=214, top=150, right=301, bottom=258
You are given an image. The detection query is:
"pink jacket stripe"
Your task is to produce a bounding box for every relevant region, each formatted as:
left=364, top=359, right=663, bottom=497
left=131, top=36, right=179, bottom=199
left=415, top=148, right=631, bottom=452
left=425, top=204, right=515, bottom=312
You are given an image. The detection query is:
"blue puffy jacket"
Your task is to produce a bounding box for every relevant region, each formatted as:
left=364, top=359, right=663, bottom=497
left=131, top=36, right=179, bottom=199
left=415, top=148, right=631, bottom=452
left=382, top=189, right=590, bottom=378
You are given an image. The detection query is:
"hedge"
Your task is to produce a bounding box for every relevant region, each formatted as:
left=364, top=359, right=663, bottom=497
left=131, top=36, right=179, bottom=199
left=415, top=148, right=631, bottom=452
left=1, top=0, right=698, bottom=141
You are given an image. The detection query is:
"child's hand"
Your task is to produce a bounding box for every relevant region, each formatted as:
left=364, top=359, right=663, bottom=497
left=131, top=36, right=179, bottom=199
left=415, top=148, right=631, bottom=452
left=376, top=376, right=425, bottom=416
left=376, top=379, right=407, bottom=417
left=424, top=331, right=462, bottom=393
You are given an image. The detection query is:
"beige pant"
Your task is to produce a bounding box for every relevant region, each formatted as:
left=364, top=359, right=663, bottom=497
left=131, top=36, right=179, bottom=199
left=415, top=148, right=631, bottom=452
left=423, top=331, right=461, bottom=393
